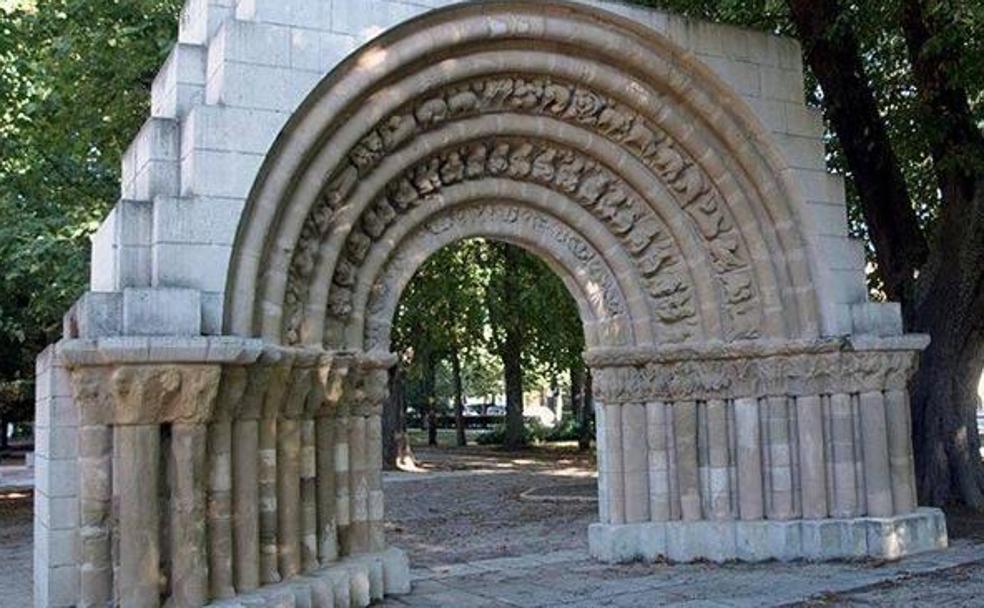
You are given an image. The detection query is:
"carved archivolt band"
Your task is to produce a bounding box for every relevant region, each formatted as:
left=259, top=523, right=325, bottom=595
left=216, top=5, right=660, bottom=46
left=226, top=3, right=821, bottom=346
left=592, top=347, right=922, bottom=404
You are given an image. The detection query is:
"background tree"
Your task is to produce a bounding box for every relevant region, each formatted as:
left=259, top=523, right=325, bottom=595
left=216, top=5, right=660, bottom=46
left=635, top=0, right=984, bottom=507
left=0, top=0, right=180, bottom=433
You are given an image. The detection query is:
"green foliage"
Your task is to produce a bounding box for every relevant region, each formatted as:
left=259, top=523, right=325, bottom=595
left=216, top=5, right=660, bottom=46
left=393, top=238, right=585, bottom=410
left=474, top=416, right=589, bottom=446
left=0, top=0, right=180, bottom=417
left=631, top=0, right=984, bottom=295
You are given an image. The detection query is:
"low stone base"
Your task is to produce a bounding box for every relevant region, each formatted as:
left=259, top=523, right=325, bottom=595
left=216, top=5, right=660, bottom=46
left=208, top=547, right=411, bottom=607
left=589, top=508, right=948, bottom=563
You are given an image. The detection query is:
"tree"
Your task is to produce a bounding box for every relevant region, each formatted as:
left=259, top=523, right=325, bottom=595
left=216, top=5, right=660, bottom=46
left=636, top=0, right=984, bottom=507
left=0, top=0, right=181, bottom=423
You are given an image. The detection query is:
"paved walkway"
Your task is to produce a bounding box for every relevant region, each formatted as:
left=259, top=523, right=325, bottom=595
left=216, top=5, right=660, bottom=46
left=384, top=542, right=984, bottom=607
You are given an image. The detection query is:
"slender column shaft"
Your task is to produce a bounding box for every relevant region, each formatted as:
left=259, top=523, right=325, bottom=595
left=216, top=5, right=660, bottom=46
left=315, top=416, right=338, bottom=563
left=674, top=401, right=701, bottom=521
left=277, top=418, right=302, bottom=578
left=860, top=391, right=893, bottom=516
left=367, top=412, right=386, bottom=552
left=645, top=401, right=671, bottom=521
left=334, top=412, right=352, bottom=555
left=207, top=420, right=235, bottom=599
left=765, top=396, right=794, bottom=519
left=170, top=423, right=208, bottom=608
left=621, top=403, right=650, bottom=523
left=258, top=417, right=280, bottom=583
left=114, top=425, right=161, bottom=608
left=348, top=414, right=370, bottom=554
left=597, top=403, right=625, bottom=524
left=705, top=399, right=731, bottom=520
left=232, top=418, right=260, bottom=591
left=300, top=419, right=319, bottom=571
left=829, top=393, right=859, bottom=517
left=79, top=425, right=113, bottom=607
left=884, top=389, right=917, bottom=514
left=796, top=395, right=828, bottom=519
left=734, top=397, right=763, bottom=520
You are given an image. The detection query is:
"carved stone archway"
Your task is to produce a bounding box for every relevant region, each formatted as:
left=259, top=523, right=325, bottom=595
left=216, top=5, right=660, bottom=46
left=41, top=2, right=947, bottom=608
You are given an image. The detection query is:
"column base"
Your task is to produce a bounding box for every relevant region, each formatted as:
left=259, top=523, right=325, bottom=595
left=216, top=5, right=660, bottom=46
left=207, top=547, right=410, bottom=607
left=589, top=508, right=948, bottom=563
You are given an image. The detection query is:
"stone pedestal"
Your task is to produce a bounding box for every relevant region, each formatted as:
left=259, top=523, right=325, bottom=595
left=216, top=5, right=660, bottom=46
left=589, top=508, right=948, bottom=563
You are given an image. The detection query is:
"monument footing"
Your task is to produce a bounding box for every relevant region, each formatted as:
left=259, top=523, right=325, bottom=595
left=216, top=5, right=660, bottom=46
left=589, top=508, right=948, bottom=563
left=206, top=547, right=410, bottom=607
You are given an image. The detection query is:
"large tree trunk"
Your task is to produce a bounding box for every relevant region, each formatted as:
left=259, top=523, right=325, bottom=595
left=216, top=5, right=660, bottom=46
left=450, top=347, right=467, bottom=447
left=382, top=366, right=415, bottom=470
left=899, top=0, right=984, bottom=508
left=788, top=0, right=984, bottom=507
left=785, top=0, right=928, bottom=303
left=495, top=244, right=527, bottom=450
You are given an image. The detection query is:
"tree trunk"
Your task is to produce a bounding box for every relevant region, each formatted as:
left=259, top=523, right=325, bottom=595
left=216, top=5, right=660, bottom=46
left=785, top=0, right=928, bottom=302
left=899, top=0, right=984, bottom=508
left=424, top=352, right=439, bottom=447
left=579, top=368, right=594, bottom=451
left=502, top=333, right=525, bottom=450
left=450, top=347, right=467, bottom=447
left=382, top=366, right=415, bottom=470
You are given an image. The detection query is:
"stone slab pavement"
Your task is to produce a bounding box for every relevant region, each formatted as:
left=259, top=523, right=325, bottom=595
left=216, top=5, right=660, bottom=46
left=382, top=541, right=984, bottom=607
left=0, top=464, right=34, bottom=490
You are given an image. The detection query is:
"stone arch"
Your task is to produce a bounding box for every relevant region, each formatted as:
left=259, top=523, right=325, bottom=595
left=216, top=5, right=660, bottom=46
left=42, top=3, right=945, bottom=608
left=224, top=0, right=823, bottom=349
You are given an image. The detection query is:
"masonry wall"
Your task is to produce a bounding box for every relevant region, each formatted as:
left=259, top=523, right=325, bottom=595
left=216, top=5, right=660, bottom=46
left=88, top=0, right=899, bottom=340
left=33, top=344, right=80, bottom=607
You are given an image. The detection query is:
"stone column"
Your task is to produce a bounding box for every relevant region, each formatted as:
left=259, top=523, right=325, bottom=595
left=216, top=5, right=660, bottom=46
left=734, top=397, right=764, bottom=520
left=596, top=402, right=624, bottom=524
left=276, top=418, right=302, bottom=577
left=796, top=395, right=828, bottom=519
left=621, top=403, right=649, bottom=523
left=169, top=423, right=208, bottom=608
left=884, top=389, right=917, bottom=514
left=232, top=363, right=270, bottom=593
left=645, top=401, right=671, bottom=521
left=860, top=391, right=893, bottom=517
left=705, top=399, right=731, bottom=520
left=764, top=396, right=794, bottom=520
left=334, top=395, right=352, bottom=555
left=207, top=367, right=246, bottom=601
left=673, top=401, right=700, bottom=521
left=114, top=425, right=161, bottom=608
left=78, top=423, right=113, bottom=607
left=828, top=392, right=859, bottom=517
left=300, top=419, right=319, bottom=571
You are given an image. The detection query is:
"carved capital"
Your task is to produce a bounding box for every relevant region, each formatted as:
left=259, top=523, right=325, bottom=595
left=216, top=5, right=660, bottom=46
left=590, top=341, right=924, bottom=404
left=70, top=364, right=222, bottom=426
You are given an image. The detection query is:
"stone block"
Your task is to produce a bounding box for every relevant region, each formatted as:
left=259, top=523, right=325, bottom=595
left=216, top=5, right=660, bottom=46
left=151, top=42, right=206, bottom=119
left=121, top=118, right=179, bottom=200
left=89, top=209, right=118, bottom=292
left=800, top=518, right=867, bottom=560
left=153, top=243, right=232, bottom=292
left=808, top=201, right=850, bottom=238
left=699, top=55, right=761, bottom=98
left=122, top=287, right=202, bottom=336
left=201, top=291, right=225, bottom=335
left=866, top=508, right=948, bottom=560
left=180, top=148, right=265, bottom=199
left=153, top=196, right=244, bottom=246
left=202, top=52, right=321, bottom=115
left=65, top=292, right=123, bottom=339
left=237, top=0, right=332, bottom=30
left=209, top=19, right=292, bottom=71
left=775, top=133, right=827, bottom=171
left=381, top=547, right=412, bottom=595
left=760, top=66, right=805, bottom=103
left=851, top=302, right=903, bottom=337
left=666, top=521, right=737, bottom=562
left=735, top=520, right=802, bottom=562
left=331, top=0, right=428, bottom=42
left=181, top=105, right=289, bottom=157
left=179, top=0, right=235, bottom=45
left=36, top=456, right=79, bottom=499
left=289, top=29, right=358, bottom=74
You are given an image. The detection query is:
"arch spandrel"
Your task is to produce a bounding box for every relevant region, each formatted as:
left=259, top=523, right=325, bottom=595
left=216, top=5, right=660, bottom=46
left=225, top=1, right=824, bottom=347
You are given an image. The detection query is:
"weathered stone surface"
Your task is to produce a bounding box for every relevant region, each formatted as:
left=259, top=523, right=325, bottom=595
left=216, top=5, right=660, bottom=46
left=36, top=1, right=945, bottom=607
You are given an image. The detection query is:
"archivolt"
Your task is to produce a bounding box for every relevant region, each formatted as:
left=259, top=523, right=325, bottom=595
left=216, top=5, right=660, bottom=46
left=225, top=0, right=821, bottom=349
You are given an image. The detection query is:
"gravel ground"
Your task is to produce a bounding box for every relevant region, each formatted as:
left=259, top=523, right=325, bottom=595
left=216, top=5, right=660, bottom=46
left=6, top=445, right=984, bottom=607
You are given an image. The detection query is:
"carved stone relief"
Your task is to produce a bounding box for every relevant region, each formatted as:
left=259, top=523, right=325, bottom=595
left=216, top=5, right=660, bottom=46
left=282, top=74, right=764, bottom=347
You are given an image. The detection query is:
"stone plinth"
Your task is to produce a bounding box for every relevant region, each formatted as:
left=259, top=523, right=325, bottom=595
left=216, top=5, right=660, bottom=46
left=589, top=508, right=948, bottom=563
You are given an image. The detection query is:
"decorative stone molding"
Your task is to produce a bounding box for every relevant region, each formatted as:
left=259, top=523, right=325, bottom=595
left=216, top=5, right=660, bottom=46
left=587, top=336, right=929, bottom=403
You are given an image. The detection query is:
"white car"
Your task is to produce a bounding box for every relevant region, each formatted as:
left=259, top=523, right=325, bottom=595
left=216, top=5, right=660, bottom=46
left=487, top=405, right=506, bottom=417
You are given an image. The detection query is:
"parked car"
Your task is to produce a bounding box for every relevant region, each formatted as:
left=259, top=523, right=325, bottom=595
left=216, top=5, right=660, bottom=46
left=486, top=405, right=506, bottom=417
